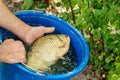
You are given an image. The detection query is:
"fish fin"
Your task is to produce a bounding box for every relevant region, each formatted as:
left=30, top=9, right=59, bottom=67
left=58, top=42, right=66, bottom=48
left=59, top=57, right=65, bottom=60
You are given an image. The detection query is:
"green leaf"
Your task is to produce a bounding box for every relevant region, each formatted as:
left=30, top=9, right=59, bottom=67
left=104, top=64, right=111, bottom=70
left=36, top=4, right=47, bottom=9
left=56, top=2, right=62, bottom=7
left=115, top=63, right=120, bottom=71
left=105, top=58, right=111, bottom=64
left=21, top=0, right=34, bottom=10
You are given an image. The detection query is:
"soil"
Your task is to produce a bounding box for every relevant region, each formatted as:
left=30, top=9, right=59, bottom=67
left=71, top=65, right=98, bottom=80
left=2, top=0, right=23, bottom=12
left=2, top=0, right=100, bottom=80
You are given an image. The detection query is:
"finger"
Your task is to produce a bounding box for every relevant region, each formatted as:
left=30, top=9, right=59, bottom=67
left=13, top=55, right=26, bottom=64
left=2, top=39, right=15, bottom=45
left=20, top=57, right=27, bottom=63
left=6, top=59, right=19, bottom=64
left=42, top=27, right=55, bottom=33
left=15, top=40, right=24, bottom=47
left=18, top=50, right=26, bottom=63
left=15, top=41, right=26, bottom=55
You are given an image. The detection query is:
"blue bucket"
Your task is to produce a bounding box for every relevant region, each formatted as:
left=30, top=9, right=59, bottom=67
left=0, top=10, right=89, bottom=80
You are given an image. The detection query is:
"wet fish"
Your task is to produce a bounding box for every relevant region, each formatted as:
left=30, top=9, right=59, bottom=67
left=26, top=34, right=70, bottom=71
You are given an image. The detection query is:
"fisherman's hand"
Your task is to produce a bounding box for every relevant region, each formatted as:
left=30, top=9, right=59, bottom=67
left=22, top=26, right=55, bottom=45
left=0, top=39, right=26, bottom=63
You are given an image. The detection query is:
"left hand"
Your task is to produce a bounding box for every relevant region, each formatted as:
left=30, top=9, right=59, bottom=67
left=0, top=39, right=26, bottom=63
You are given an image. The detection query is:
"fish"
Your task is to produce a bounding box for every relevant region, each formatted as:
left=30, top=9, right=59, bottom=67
left=26, top=34, right=70, bottom=71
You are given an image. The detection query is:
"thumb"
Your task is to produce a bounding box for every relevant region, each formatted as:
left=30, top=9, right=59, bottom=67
left=42, top=27, right=55, bottom=33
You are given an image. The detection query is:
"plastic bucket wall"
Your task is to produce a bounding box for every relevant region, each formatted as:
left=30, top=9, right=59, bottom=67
left=1, top=11, right=89, bottom=80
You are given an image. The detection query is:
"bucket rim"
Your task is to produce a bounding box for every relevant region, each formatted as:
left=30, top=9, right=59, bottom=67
left=1, top=10, right=89, bottom=79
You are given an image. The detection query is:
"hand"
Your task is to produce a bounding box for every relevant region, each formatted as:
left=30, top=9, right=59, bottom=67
left=22, top=26, right=55, bottom=45
left=0, top=39, right=26, bottom=64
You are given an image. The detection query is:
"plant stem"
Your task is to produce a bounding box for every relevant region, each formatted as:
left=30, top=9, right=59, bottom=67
left=101, top=34, right=105, bottom=52
left=68, top=0, right=75, bottom=24
left=78, top=5, right=84, bottom=36
left=89, top=25, right=95, bottom=54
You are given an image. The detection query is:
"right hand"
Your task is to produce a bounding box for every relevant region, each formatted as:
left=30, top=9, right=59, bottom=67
left=0, top=39, right=26, bottom=64
left=22, top=26, right=55, bottom=45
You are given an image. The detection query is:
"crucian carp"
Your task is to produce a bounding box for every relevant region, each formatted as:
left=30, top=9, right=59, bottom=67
left=26, top=34, right=70, bottom=71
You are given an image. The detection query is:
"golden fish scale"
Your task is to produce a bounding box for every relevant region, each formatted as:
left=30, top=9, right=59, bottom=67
left=27, top=34, right=70, bottom=71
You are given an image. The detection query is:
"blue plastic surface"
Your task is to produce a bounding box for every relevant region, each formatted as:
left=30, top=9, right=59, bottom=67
left=0, top=63, right=2, bottom=80
left=0, top=10, right=89, bottom=80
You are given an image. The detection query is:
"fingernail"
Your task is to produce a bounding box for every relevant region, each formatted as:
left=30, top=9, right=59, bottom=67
left=51, top=27, right=55, bottom=30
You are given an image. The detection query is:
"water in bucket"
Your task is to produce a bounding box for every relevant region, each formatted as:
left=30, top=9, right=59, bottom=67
left=47, top=44, right=77, bottom=74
